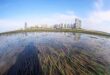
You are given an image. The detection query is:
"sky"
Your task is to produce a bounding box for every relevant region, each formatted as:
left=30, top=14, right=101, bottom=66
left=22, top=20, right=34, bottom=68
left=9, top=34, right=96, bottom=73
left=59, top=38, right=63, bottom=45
left=0, top=0, right=110, bottom=33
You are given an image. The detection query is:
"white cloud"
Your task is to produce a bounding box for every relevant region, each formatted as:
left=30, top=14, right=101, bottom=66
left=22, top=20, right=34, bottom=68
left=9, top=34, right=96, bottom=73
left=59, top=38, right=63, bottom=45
left=1, top=0, right=110, bottom=33
left=83, top=10, right=110, bottom=32
left=0, top=19, right=24, bottom=32
left=83, top=0, right=110, bottom=33
left=33, top=12, right=78, bottom=25
left=0, top=12, right=79, bottom=32
left=85, top=10, right=110, bottom=24
left=49, top=13, right=78, bottom=24
left=94, top=0, right=103, bottom=10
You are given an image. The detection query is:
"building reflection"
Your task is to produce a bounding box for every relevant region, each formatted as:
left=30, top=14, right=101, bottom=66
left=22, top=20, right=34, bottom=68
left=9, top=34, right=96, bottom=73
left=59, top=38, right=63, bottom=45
left=72, top=33, right=81, bottom=41
left=24, top=32, right=28, bottom=36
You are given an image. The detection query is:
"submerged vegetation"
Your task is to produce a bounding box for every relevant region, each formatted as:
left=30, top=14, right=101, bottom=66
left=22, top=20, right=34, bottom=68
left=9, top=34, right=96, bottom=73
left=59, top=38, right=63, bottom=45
left=0, top=32, right=110, bottom=75
left=38, top=44, right=109, bottom=75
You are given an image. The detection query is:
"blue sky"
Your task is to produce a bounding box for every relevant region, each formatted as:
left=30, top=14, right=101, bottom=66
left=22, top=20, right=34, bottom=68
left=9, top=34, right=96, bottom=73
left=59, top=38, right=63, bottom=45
left=0, top=0, right=110, bottom=33
left=0, top=0, right=93, bottom=18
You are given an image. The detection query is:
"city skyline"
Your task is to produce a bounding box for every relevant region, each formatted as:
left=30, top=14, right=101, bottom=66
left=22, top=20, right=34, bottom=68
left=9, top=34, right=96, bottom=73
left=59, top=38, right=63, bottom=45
left=23, top=18, right=81, bottom=30
left=0, top=0, right=110, bottom=33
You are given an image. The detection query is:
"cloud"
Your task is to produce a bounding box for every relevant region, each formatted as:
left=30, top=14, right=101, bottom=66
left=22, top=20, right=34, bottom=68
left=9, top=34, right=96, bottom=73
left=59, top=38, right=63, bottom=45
left=83, top=0, right=110, bottom=33
left=1, top=0, right=110, bottom=33
left=94, top=0, right=103, bottom=10
left=48, top=12, right=78, bottom=24
left=0, top=19, right=24, bottom=32
left=33, top=12, right=78, bottom=25
left=0, top=12, right=79, bottom=32
left=85, top=10, right=110, bottom=24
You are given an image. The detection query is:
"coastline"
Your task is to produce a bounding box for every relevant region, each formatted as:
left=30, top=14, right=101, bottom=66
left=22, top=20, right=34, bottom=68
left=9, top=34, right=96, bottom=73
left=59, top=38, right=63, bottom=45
left=0, top=28, right=110, bottom=36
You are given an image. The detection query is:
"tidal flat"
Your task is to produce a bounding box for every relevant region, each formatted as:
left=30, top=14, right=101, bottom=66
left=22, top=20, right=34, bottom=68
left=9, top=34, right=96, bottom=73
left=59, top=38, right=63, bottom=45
left=0, top=32, right=110, bottom=75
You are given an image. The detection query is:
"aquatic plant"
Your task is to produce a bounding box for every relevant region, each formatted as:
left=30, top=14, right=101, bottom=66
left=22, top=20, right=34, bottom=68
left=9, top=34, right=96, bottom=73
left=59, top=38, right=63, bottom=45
left=38, top=45, right=109, bottom=75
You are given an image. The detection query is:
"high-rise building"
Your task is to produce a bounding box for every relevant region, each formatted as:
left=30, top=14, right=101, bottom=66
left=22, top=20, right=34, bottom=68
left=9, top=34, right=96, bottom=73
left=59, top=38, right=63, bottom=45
left=74, top=18, right=81, bottom=29
left=24, top=22, right=27, bottom=30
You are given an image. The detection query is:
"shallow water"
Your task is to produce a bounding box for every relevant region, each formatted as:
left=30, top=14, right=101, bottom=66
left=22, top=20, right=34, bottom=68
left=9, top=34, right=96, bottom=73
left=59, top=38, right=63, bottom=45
left=0, top=32, right=110, bottom=75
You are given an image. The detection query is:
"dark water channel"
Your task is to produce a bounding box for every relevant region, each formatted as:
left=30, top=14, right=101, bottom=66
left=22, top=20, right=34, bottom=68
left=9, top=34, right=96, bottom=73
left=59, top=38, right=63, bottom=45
left=0, top=32, right=110, bottom=75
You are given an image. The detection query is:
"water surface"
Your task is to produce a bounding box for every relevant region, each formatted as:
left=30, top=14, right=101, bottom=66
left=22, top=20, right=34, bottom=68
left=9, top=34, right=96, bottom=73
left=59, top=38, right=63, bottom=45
left=0, top=32, right=110, bottom=75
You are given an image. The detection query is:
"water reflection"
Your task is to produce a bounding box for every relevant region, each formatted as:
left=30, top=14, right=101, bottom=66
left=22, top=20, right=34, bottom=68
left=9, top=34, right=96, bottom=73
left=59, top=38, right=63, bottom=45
left=73, top=33, right=81, bottom=41
left=0, top=32, right=110, bottom=75
left=24, top=32, right=28, bottom=36
left=4, top=43, right=42, bottom=75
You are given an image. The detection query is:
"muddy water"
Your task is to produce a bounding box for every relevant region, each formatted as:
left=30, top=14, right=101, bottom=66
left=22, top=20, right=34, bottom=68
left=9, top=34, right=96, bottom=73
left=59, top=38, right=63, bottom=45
left=0, top=32, right=110, bottom=75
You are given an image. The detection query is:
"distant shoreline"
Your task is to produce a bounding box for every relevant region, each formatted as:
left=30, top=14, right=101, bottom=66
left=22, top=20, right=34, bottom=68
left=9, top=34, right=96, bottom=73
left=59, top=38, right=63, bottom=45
left=0, top=29, right=110, bottom=36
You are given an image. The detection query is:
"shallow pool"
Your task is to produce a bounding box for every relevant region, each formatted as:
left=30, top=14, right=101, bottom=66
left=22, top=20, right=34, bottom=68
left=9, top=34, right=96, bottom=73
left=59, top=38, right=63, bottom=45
left=0, top=32, right=110, bottom=75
